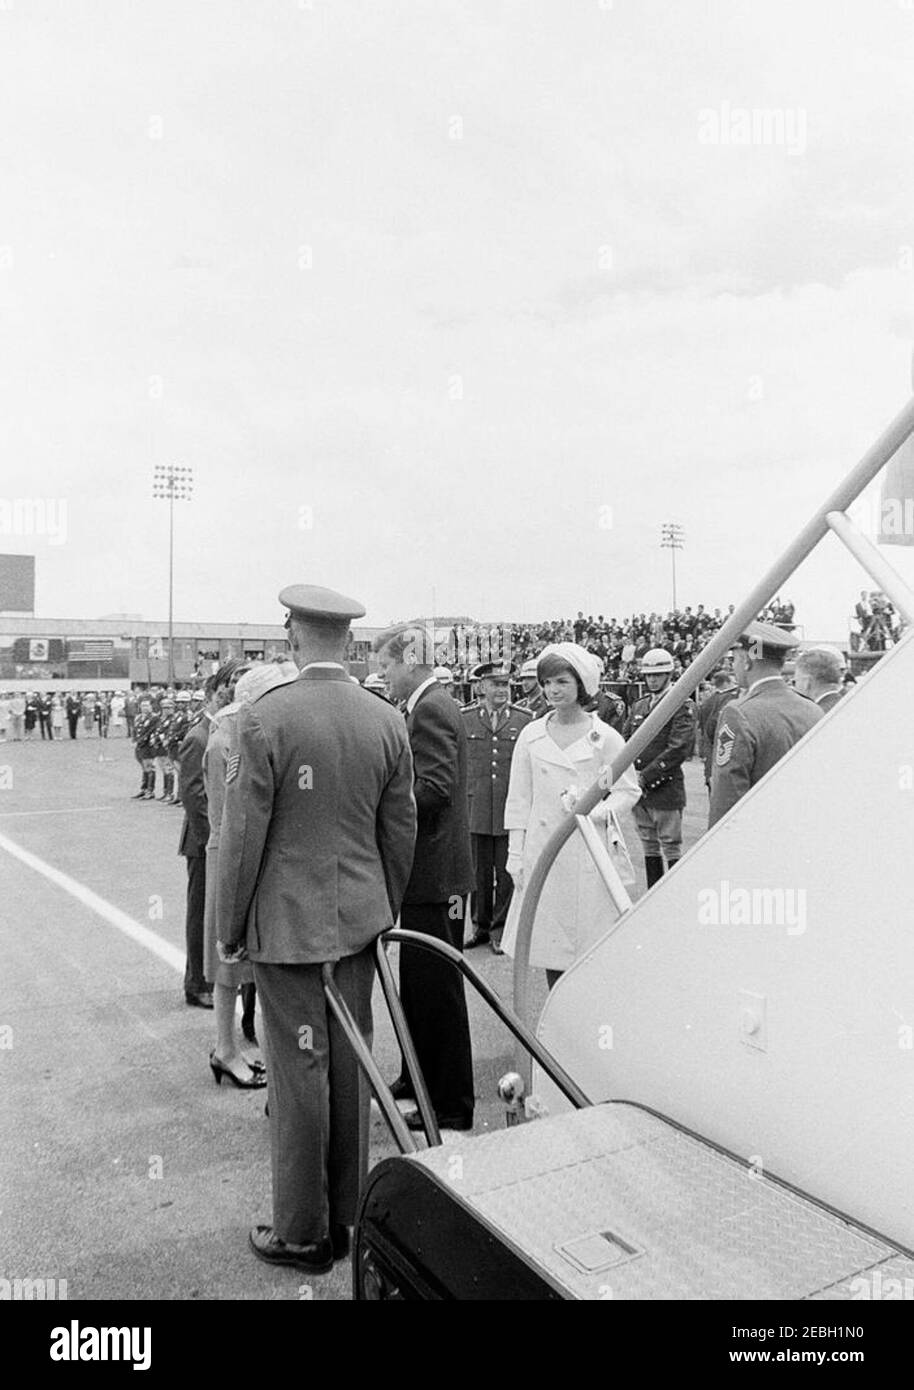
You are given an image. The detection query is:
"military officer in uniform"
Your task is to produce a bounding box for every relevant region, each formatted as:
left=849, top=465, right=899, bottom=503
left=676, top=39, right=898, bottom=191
left=462, top=662, right=530, bottom=952
left=709, top=621, right=823, bottom=827
left=622, top=648, right=695, bottom=886
left=217, top=585, right=417, bottom=1274
left=517, top=657, right=549, bottom=719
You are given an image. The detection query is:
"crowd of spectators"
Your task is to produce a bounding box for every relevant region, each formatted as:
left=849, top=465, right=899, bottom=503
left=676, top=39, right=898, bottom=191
left=445, top=602, right=751, bottom=687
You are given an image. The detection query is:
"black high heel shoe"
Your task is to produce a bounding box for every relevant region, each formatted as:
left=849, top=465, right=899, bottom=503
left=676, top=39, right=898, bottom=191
left=209, top=1051, right=267, bottom=1089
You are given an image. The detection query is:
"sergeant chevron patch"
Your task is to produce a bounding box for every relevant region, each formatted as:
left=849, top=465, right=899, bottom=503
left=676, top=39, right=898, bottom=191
left=716, top=723, right=735, bottom=767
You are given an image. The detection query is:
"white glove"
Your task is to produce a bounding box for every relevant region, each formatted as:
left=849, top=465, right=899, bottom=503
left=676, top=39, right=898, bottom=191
left=506, top=854, right=525, bottom=892
left=587, top=764, right=615, bottom=823
left=560, top=784, right=580, bottom=814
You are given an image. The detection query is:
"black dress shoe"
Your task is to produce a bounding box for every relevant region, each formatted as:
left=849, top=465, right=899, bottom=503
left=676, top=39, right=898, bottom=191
left=389, top=1077, right=415, bottom=1102
left=331, top=1224, right=351, bottom=1260
left=465, top=930, right=491, bottom=948
left=185, top=991, right=214, bottom=1009
left=404, top=1109, right=473, bottom=1133
left=249, top=1225, right=333, bottom=1274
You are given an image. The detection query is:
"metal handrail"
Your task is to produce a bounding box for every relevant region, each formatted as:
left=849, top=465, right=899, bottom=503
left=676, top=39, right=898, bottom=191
left=512, top=394, right=914, bottom=1037
left=384, top=929, right=591, bottom=1112
left=320, top=963, right=418, bottom=1154
left=373, top=938, right=441, bottom=1146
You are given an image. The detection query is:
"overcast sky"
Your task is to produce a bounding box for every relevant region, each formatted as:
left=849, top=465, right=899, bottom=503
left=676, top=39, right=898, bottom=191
left=2, top=0, right=914, bottom=640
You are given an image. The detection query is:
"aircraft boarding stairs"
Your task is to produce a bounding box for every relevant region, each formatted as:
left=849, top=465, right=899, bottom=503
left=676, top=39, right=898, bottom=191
left=327, top=397, right=914, bottom=1299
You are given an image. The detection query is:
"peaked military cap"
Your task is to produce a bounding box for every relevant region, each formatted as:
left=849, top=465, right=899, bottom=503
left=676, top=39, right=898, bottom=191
left=470, top=661, right=513, bottom=682
left=279, top=584, right=367, bottom=622
left=736, top=620, right=799, bottom=655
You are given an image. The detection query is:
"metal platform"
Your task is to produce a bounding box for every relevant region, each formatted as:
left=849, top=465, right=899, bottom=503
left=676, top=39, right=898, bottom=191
left=410, top=1104, right=906, bottom=1300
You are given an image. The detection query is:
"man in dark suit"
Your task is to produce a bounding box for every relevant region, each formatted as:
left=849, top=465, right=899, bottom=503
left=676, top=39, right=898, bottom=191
left=177, top=684, right=215, bottom=1009
left=218, top=586, right=416, bottom=1275
left=374, top=622, right=475, bottom=1133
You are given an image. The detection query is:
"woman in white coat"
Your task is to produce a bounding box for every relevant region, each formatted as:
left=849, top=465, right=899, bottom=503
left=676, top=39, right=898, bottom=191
left=501, top=643, right=641, bottom=987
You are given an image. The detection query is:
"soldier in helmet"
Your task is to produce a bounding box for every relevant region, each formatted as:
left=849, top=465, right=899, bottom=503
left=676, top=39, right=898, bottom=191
left=433, top=666, right=461, bottom=704
left=362, top=672, right=390, bottom=703
left=517, top=657, right=548, bottom=719
left=622, top=648, right=695, bottom=886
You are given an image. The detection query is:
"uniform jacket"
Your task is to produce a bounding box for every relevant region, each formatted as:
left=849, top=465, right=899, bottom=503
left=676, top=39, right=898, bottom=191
left=622, top=694, right=696, bottom=810
left=698, top=686, right=739, bottom=783
left=518, top=690, right=549, bottom=720
left=217, top=668, right=417, bottom=963
left=177, top=716, right=211, bottom=858
left=462, top=702, right=531, bottom=836
left=500, top=713, right=641, bottom=971
left=167, top=709, right=191, bottom=756
left=593, top=691, right=625, bottom=733
left=403, top=682, right=474, bottom=904
left=133, top=711, right=158, bottom=752
left=708, top=677, right=823, bottom=826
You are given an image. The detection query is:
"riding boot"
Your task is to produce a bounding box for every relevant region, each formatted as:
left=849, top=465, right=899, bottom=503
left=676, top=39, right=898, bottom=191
left=645, top=855, right=665, bottom=888
left=132, top=771, right=149, bottom=800
left=143, top=771, right=156, bottom=800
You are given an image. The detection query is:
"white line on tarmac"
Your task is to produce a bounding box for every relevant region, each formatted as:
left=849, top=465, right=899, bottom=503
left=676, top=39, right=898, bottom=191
left=0, top=829, right=185, bottom=975
left=0, top=806, right=117, bottom=817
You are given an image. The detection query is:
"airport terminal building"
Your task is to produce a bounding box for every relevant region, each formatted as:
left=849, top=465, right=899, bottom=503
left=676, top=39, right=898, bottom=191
left=0, top=616, right=382, bottom=690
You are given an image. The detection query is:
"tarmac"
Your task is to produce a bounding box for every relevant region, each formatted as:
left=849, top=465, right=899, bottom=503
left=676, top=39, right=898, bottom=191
left=0, top=728, right=709, bottom=1301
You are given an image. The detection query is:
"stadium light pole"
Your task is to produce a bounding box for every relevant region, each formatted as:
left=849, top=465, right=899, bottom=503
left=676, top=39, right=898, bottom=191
left=660, top=522, right=684, bottom=610
left=153, top=465, right=194, bottom=688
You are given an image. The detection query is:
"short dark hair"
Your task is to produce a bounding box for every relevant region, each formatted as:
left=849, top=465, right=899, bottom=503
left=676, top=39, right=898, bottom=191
left=372, top=622, right=436, bottom=667
left=536, top=652, right=586, bottom=704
